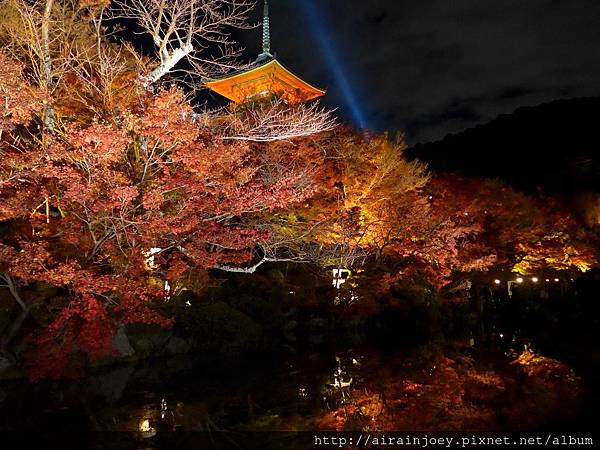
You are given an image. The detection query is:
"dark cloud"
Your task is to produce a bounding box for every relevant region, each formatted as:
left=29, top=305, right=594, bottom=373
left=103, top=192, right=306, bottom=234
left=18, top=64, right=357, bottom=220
left=234, top=0, right=600, bottom=144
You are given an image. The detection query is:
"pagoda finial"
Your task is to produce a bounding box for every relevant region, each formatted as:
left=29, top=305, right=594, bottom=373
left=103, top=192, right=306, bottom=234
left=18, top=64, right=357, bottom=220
left=262, top=0, right=271, bottom=55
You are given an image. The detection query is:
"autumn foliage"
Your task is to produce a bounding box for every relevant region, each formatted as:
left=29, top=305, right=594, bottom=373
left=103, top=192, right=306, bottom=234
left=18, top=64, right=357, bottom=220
left=0, top=49, right=320, bottom=378
left=0, top=1, right=598, bottom=380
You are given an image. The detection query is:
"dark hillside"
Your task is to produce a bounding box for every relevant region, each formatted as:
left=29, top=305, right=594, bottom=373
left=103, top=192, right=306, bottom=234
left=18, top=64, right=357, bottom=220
left=407, top=97, right=600, bottom=194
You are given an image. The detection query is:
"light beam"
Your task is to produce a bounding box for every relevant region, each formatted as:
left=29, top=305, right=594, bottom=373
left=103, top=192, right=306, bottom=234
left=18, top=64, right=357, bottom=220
left=298, top=0, right=369, bottom=129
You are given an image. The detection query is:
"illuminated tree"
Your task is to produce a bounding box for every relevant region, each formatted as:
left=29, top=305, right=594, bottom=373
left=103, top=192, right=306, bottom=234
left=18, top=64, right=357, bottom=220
left=110, top=0, right=255, bottom=86
left=0, top=51, right=44, bottom=139
left=429, top=175, right=597, bottom=278
left=577, top=191, right=600, bottom=227
left=260, top=130, right=432, bottom=271
left=217, top=98, right=337, bottom=143
left=0, top=53, right=320, bottom=377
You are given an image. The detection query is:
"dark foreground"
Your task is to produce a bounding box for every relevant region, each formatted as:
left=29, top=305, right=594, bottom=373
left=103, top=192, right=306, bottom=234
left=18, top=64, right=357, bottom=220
left=0, top=310, right=598, bottom=450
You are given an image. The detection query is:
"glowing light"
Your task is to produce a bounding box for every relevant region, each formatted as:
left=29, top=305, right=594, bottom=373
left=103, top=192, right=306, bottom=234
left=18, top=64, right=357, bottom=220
left=532, top=277, right=539, bottom=283
left=545, top=279, right=550, bottom=282
left=143, top=247, right=162, bottom=270
left=554, top=278, right=559, bottom=282
left=332, top=268, right=351, bottom=288
left=499, top=333, right=504, bottom=338
left=516, top=277, right=523, bottom=283
left=139, top=418, right=156, bottom=437
left=139, top=419, right=151, bottom=432
left=494, top=279, right=501, bottom=285
left=161, top=398, right=167, bottom=419
left=299, top=0, right=368, bottom=129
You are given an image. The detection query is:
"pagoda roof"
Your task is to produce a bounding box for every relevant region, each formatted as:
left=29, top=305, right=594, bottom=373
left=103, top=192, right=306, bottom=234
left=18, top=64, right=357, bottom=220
left=204, top=55, right=325, bottom=106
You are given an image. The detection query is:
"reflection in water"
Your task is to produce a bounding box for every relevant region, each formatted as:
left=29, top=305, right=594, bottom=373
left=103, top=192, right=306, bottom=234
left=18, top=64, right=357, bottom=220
left=0, top=334, right=589, bottom=443
left=138, top=417, right=156, bottom=438
left=112, top=341, right=580, bottom=435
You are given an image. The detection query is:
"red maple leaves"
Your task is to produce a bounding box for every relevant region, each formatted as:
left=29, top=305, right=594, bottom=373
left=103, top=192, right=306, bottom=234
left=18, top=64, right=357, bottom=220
left=1, top=58, right=320, bottom=378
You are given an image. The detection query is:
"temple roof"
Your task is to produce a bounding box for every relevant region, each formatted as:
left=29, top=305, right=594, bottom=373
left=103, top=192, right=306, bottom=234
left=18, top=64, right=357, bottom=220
left=204, top=56, right=325, bottom=105
left=203, top=0, right=325, bottom=105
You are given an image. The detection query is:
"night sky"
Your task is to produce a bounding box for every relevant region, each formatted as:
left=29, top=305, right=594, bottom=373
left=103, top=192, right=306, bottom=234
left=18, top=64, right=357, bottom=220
left=229, top=0, right=600, bottom=145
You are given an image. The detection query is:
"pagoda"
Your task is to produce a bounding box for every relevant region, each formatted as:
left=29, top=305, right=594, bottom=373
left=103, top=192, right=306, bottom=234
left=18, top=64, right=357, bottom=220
left=204, top=0, right=325, bottom=106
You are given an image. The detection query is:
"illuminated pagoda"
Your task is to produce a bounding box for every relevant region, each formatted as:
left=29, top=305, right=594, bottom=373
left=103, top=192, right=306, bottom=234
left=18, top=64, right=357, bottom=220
left=204, top=0, right=325, bottom=106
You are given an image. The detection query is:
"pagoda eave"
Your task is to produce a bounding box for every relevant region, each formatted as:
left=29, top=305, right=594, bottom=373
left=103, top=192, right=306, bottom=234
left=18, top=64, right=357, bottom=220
left=204, top=59, right=325, bottom=106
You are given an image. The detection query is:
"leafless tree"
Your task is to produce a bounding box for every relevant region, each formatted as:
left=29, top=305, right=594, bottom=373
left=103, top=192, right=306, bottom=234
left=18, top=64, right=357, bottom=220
left=110, top=0, right=255, bottom=86
left=0, top=0, right=67, bottom=130
left=219, top=99, right=337, bottom=142
left=67, top=7, right=144, bottom=115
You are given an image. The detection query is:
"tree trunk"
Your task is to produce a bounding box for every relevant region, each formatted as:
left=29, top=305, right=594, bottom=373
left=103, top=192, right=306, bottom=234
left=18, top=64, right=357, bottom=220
left=147, top=43, right=194, bottom=86
left=0, top=274, right=30, bottom=355
left=1, top=305, right=30, bottom=355
left=41, top=0, right=55, bottom=131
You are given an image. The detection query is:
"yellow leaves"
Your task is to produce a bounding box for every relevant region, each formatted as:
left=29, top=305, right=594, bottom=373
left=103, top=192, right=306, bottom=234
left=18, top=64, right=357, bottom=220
left=512, top=237, right=596, bottom=274
left=78, top=0, right=111, bottom=9
left=514, top=349, right=544, bottom=367
left=338, top=136, right=429, bottom=209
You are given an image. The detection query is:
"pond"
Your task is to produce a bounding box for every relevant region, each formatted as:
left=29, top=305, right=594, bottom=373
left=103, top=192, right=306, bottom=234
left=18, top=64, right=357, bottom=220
left=0, top=320, right=598, bottom=449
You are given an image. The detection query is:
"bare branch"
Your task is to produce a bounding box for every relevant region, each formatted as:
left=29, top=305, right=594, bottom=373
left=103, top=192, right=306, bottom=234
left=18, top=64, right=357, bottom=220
left=0, top=273, right=27, bottom=311
left=109, top=0, right=255, bottom=85
left=219, top=99, right=338, bottom=142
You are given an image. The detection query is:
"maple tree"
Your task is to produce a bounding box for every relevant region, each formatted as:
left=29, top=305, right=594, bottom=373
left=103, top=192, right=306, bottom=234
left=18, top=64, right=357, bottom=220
left=0, top=52, right=45, bottom=138
left=263, top=130, right=430, bottom=268
left=0, top=0, right=341, bottom=379
left=0, top=45, right=322, bottom=378
left=428, top=175, right=596, bottom=277
left=281, top=147, right=596, bottom=291
left=0, top=1, right=597, bottom=382
left=267, top=131, right=498, bottom=289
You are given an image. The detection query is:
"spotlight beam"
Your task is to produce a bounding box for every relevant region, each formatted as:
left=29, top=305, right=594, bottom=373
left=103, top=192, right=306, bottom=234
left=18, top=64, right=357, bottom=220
left=298, top=0, right=368, bottom=129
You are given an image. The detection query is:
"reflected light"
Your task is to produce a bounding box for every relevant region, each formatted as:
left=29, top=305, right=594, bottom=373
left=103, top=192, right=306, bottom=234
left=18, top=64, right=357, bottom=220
left=139, top=419, right=151, bottom=432
left=139, top=418, right=156, bottom=437
left=161, top=398, right=167, bottom=419
left=332, top=268, right=351, bottom=289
